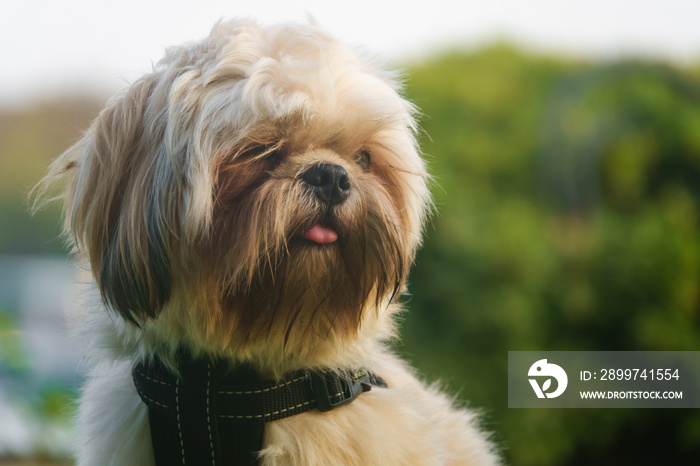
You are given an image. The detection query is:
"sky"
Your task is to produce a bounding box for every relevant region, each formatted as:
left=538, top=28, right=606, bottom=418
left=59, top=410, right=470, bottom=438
left=2, top=0, right=700, bottom=107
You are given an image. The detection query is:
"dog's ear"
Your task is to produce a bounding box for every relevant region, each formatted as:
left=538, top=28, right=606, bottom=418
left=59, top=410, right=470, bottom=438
left=48, top=75, right=175, bottom=325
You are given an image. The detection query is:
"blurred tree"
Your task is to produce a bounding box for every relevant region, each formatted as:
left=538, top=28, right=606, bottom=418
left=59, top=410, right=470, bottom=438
left=0, top=99, right=103, bottom=254
left=401, top=46, right=700, bottom=465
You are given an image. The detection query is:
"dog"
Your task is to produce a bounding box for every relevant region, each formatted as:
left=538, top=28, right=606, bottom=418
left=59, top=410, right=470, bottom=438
left=37, top=19, right=499, bottom=466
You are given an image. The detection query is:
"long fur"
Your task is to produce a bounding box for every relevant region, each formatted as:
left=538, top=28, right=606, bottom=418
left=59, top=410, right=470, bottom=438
left=36, top=19, right=500, bottom=465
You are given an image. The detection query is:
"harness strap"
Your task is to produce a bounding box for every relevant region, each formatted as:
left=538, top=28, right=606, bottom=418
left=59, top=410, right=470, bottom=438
left=132, top=353, right=386, bottom=466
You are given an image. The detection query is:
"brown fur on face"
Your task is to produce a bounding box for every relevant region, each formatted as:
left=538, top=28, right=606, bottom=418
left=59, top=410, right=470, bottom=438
left=36, top=19, right=431, bottom=367
left=204, top=142, right=411, bottom=349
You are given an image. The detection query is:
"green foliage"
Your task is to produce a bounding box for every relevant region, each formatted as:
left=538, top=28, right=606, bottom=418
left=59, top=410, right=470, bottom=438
left=0, top=309, right=29, bottom=371
left=0, top=98, right=102, bottom=254
left=399, top=46, right=700, bottom=464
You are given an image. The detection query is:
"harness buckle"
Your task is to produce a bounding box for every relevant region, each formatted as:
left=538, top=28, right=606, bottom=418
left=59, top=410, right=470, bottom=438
left=310, top=370, right=373, bottom=412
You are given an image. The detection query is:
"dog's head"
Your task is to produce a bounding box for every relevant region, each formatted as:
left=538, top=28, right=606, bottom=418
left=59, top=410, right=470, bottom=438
left=40, top=19, right=430, bottom=362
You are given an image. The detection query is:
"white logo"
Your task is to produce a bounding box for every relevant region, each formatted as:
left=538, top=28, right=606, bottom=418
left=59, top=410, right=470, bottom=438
left=528, top=359, right=568, bottom=398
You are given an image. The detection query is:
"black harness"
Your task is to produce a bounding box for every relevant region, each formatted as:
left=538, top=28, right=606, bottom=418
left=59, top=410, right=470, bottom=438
left=132, top=352, right=387, bottom=465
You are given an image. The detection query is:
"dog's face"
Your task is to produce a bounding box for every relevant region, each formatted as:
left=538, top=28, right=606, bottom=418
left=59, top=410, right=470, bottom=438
left=46, top=20, right=430, bottom=361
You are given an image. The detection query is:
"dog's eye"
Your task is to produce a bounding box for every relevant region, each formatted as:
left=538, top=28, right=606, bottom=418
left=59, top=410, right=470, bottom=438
left=263, top=149, right=282, bottom=164
left=355, top=151, right=371, bottom=171
left=246, top=144, right=283, bottom=166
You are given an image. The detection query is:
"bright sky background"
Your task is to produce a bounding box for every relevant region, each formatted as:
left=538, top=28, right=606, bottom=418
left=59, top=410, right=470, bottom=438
left=2, top=0, right=700, bottom=107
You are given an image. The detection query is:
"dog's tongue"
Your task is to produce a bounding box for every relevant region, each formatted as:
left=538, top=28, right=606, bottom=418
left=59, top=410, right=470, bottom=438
left=301, top=224, right=338, bottom=244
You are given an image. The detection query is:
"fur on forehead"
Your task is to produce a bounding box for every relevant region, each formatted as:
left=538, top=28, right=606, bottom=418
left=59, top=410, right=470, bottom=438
left=189, top=19, right=414, bottom=126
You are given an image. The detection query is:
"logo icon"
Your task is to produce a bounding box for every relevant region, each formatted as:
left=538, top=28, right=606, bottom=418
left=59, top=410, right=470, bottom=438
left=528, top=359, right=568, bottom=398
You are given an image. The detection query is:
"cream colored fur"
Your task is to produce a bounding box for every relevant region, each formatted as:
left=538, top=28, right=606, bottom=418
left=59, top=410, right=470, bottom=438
left=38, top=18, right=501, bottom=466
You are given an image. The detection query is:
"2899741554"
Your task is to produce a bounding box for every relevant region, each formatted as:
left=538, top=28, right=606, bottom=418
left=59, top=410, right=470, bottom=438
left=594, top=369, right=680, bottom=381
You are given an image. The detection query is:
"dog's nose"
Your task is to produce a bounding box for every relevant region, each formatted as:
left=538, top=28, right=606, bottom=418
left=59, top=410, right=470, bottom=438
left=301, top=163, right=351, bottom=205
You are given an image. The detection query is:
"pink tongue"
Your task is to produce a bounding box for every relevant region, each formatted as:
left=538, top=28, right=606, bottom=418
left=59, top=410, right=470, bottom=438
left=301, top=224, right=338, bottom=244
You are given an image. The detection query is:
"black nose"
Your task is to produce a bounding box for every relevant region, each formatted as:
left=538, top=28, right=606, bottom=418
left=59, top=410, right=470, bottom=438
left=301, top=163, right=351, bottom=205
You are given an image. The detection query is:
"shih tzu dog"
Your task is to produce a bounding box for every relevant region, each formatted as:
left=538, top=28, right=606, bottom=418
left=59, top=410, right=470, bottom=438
left=38, top=19, right=499, bottom=466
